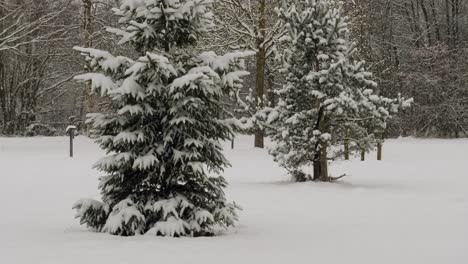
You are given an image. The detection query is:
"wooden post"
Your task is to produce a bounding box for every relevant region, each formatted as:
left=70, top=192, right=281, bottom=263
left=344, top=128, right=350, bottom=160
left=377, top=142, right=383, bottom=161
left=70, top=132, right=74, bottom=158
left=67, top=125, right=77, bottom=158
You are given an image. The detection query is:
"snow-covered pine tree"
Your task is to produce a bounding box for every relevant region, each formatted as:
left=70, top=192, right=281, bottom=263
left=72, top=0, right=252, bottom=237
left=267, top=0, right=412, bottom=182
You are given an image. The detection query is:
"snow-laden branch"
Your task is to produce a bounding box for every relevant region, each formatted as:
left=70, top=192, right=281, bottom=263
left=0, top=0, right=70, bottom=52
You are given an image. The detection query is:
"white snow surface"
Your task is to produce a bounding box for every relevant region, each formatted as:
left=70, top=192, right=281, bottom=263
left=0, top=136, right=467, bottom=264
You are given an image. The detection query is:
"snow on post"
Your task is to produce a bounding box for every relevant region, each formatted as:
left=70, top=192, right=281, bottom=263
left=66, top=125, right=77, bottom=158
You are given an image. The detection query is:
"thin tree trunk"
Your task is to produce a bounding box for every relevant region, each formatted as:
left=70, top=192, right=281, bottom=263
left=320, top=141, right=329, bottom=180
left=361, top=149, right=365, bottom=161
left=312, top=107, right=325, bottom=181
left=408, top=1, right=422, bottom=48
left=431, top=0, right=441, bottom=42
left=445, top=0, right=452, bottom=48
left=267, top=70, right=275, bottom=106
left=319, top=113, right=329, bottom=181
left=453, top=0, right=460, bottom=47
left=83, top=0, right=95, bottom=122
left=344, top=128, right=350, bottom=160
left=420, top=0, right=433, bottom=46
left=0, top=5, right=5, bottom=133
left=313, top=156, right=321, bottom=181
left=254, top=0, right=266, bottom=148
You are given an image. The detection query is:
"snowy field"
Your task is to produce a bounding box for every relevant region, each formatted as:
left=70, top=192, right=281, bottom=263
left=0, top=136, right=467, bottom=264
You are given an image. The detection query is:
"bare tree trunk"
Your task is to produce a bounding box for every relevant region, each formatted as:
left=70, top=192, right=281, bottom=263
left=320, top=141, right=329, bottom=180
left=0, top=5, right=5, bottom=133
left=420, top=0, right=433, bottom=46
left=361, top=149, right=365, bottom=161
left=313, top=155, right=322, bottom=181
left=452, top=0, right=460, bottom=47
left=377, top=142, right=383, bottom=160
left=431, top=0, right=441, bottom=42
left=344, top=128, right=350, bottom=160
left=83, top=0, right=95, bottom=127
left=408, top=0, right=422, bottom=48
left=446, top=0, right=453, bottom=48
left=377, top=131, right=384, bottom=161
left=254, top=0, right=266, bottom=148
left=254, top=126, right=265, bottom=148
left=266, top=69, right=275, bottom=106
left=312, top=106, right=324, bottom=181
left=317, top=111, right=329, bottom=181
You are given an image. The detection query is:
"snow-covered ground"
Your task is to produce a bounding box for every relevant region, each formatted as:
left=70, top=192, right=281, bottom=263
left=0, top=136, right=467, bottom=264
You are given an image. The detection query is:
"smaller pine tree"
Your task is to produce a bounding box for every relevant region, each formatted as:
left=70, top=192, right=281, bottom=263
left=266, top=0, right=412, bottom=181
left=73, top=0, right=253, bottom=237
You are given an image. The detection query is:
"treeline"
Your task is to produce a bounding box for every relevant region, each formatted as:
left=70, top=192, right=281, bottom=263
left=0, top=0, right=467, bottom=138
left=0, top=0, right=118, bottom=136
left=346, top=0, right=468, bottom=137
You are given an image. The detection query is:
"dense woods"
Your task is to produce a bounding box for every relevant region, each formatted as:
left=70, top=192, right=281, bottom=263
left=346, top=0, right=468, bottom=137
left=0, top=0, right=467, bottom=139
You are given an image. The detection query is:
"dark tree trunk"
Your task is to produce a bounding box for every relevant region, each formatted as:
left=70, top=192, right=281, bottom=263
left=254, top=0, right=266, bottom=149
left=446, top=0, right=453, bottom=48
left=320, top=141, right=329, bottom=181
left=313, top=153, right=322, bottom=181
left=254, top=129, right=264, bottom=148
left=377, top=143, right=383, bottom=161
left=344, top=128, right=350, bottom=160
left=377, top=131, right=384, bottom=161
left=312, top=107, right=329, bottom=181
left=431, top=0, right=441, bottom=42
left=420, top=0, right=433, bottom=46
left=83, top=0, right=95, bottom=133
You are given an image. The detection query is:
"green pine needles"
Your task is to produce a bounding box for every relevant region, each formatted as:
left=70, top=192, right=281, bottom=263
left=72, top=0, right=252, bottom=237
left=265, top=0, right=412, bottom=181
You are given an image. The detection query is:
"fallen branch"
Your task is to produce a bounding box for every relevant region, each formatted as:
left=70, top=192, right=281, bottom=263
left=326, top=174, right=348, bottom=182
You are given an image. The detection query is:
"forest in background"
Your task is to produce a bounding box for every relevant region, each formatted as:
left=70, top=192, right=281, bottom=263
left=0, top=0, right=467, bottom=140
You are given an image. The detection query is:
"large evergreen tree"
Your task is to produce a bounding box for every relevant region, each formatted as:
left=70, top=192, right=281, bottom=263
left=267, top=0, right=412, bottom=182
left=72, top=0, right=252, bottom=237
